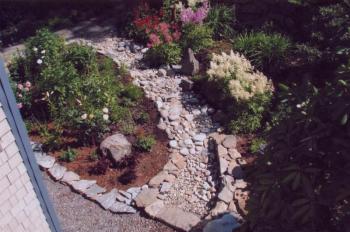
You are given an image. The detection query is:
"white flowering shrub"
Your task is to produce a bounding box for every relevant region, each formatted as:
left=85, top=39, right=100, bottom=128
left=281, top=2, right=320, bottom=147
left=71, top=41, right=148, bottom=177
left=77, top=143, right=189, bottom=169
left=204, top=50, right=273, bottom=133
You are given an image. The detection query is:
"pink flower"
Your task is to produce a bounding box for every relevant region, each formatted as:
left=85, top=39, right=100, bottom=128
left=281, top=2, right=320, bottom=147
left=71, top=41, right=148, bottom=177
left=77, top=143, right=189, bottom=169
left=17, top=103, right=23, bottom=109
left=25, top=81, right=31, bottom=88
left=17, top=93, right=23, bottom=98
left=148, top=33, right=161, bottom=47
left=17, top=83, right=23, bottom=90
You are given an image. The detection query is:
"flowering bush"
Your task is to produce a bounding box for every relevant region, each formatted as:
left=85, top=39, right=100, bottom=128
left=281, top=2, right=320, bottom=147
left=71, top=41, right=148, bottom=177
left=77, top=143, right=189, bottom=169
left=207, top=50, right=273, bottom=101
left=132, top=2, right=181, bottom=48
left=180, top=1, right=209, bottom=25
left=9, top=29, right=142, bottom=145
left=144, top=43, right=182, bottom=67
left=198, top=50, right=273, bottom=133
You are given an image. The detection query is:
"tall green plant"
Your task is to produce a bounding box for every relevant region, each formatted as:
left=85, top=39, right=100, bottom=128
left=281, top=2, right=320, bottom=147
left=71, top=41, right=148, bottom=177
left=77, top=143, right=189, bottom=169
left=206, top=4, right=236, bottom=39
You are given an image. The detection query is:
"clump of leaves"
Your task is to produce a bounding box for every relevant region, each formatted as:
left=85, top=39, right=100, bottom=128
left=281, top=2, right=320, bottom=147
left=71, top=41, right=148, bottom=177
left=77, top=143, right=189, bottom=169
left=134, top=111, right=149, bottom=124
left=134, top=135, right=156, bottom=152
left=249, top=137, right=266, bottom=154
left=89, top=149, right=98, bottom=161
left=60, top=147, right=77, bottom=162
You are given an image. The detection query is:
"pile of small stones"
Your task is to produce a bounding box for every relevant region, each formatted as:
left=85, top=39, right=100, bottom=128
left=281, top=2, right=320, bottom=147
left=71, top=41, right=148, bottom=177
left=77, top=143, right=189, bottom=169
left=32, top=35, right=248, bottom=231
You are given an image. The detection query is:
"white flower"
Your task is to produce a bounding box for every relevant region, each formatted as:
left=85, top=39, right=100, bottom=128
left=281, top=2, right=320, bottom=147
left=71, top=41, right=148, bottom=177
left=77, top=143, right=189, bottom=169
left=103, top=114, right=109, bottom=121
left=33, top=47, right=38, bottom=52
left=41, top=50, right=46, bottom=54
left=296, top=104, right=302, bottom=108
left=267, top=161, right=272, bottom=166
left=102, top=107, right=109, bottom=114
left=81, top=113, right=87, bottom=120
left=37, top=59, right=43, bottom=65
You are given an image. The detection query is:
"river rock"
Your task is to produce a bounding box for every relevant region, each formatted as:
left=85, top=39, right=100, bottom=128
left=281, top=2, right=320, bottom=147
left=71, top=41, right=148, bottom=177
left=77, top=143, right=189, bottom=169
left=100, top=133, right=131, bottom=163
left=48, top=163, right=66, bottom=180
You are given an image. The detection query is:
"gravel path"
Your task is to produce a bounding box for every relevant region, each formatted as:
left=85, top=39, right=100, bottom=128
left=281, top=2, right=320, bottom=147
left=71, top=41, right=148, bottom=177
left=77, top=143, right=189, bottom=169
left=43, top=173, right=176, bottom=232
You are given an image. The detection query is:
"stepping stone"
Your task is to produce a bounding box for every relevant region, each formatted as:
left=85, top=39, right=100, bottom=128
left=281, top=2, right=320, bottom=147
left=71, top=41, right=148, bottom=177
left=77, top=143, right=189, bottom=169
left=218, top=187, right=234, bottom=204
left=96, top=189, right=118, bottom=210
left=84, top=184, right=106, bottom=198
left=61, top=171, right=80, bottom=182
left=160, top=182, right=172, bottom=193
left=171, top=153, right=186, bottom=169
left=211, top=201, right=228, bottom=216
left=155, top=207, right=200, bottom=232
left=219, top=157, right=229, bottom=174
left=70, top=180, right=96, bottom=192
left=222, top=135, right=237, bottom=149
left=48, top=163, right=66, bottom=180
left=134, top=188, right=159, bottom=208
left=36, top=155, right=55, bottom=169
left=163, top=161, right=179, bottom=172
left=127, top=187, right=142, bottom=199
left=149, top=171, right=168, bottom=187
left=109, top=202, right=136, bottom=214
left=145, top=200, right=165, bottom=217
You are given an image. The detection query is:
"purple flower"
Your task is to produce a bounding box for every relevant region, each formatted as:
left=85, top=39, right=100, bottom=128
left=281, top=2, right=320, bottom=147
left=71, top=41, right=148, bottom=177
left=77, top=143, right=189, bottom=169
left=180, top=1, right=209, bottom=24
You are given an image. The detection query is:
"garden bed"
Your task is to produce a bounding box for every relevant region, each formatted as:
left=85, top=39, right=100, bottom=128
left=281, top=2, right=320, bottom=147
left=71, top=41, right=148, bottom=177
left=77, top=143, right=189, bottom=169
left=29, top=92, right=169, bottom=191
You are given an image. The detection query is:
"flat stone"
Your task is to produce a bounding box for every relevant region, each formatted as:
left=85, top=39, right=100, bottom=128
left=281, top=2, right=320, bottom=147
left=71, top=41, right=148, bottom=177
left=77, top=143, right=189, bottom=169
left=127, top=187, right=142, bottom=199
left=209, top=132, right=226, bottom=144
left=149, top=171, right=168, bottom=187
left=116, top=192, right=128, bottom=203
left=144, top=200, right=165, bottom=217
left=235, top=180, right=247, bottom=189
left=119, top=190, right=132, bottom=199
left=70, top=180, right=96, bottom=192
left=36, top=155, right=55, bottom=169
left=193, top=133, right=206, bottom=142
left=228, top=201, right=238, bottom=213
left=222, top=135, right=237, bottom=149
left=48, top=163, right=67, bottom=180
left=109, top=202, right=137, bottom=214
left=84, top=184, right=107, bottom=198
left=171, top=153, right=187, bottom=169
left=203, top=213, right=240, bottom=232
left=217, top=145, right=228, bottom=158
left=61, top=171, right=80, bottom=182
left=228, top=149, right=241, bottom=159
left=155, top=207, right=200, bottom=232
left=219, top=157, right=229, bottom=174
left=160, top=182, right=172, bottom=193
left=218, top=187, right=234, bottom=203
left=134, top=188, right=159, bottom=208
left=96, top=189, right=118, bottom=209
left=164, top=161, right=179, bottom=172
left=164, top=174, right=176, bottom=183
left=211, top=201, right=228, bottom=216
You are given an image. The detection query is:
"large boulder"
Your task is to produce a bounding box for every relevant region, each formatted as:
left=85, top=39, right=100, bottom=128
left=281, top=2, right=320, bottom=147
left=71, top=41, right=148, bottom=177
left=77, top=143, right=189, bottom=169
left=100, top=133, right=131, bottom=163
left=180, top=48, right=199, bottom=76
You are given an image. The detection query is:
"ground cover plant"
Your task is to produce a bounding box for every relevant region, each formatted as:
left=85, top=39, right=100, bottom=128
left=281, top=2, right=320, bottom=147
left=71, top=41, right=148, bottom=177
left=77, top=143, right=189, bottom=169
left=9, top=28, right=169, bottom=189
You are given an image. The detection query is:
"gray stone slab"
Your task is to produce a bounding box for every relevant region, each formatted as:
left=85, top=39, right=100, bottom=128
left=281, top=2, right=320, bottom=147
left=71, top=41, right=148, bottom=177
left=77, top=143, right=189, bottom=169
left=36, top=155, right=55, bottom=169
left=70, top=180, right=96, bottom=192
left=109, top=202, right=137, bottom=214
left=155, top=207, right=200, bottom=232
left=96, top=189, right=118, bottom=210
left=48, top=163, right=67, bottom=180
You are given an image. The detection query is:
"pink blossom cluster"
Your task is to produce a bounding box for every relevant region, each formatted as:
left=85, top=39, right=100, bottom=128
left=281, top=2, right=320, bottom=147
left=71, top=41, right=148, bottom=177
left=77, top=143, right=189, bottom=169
left=180, top=1, right=209, bottom=24
left=16, top=81, right=32, bottom=109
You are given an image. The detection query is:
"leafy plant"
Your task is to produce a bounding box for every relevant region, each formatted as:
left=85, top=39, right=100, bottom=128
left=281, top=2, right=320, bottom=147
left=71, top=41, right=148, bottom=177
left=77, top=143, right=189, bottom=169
left=144, top=42, right=182, bottom=66
left=38, top=124, right=62, bottom=151
left=134, top=135, right=156, bottom=152
left=135, top=111, right=150, bottom=124
left=60, top=147, right=77, bottom=162
left=181, top=23, right=213, bottom=53
left=249, top=137, right=266, bottom=154
left=242, top=77, right=350, bottom=232
left=206, top=4, right=236, bottom=39
left=233, top=32, right=291, bottom=75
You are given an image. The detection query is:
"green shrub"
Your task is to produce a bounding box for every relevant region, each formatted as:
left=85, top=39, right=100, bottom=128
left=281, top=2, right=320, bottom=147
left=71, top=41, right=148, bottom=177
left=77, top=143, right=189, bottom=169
left=9, top=29, right=132, bottom=145
left=233, top=32, right=291, bottom=74
left=64, top=43, right=97, bottom=74
left=249, top=137, right=266, bottom=154
left=144, top=43, right=182, bottom=67
left=135, top=135, right=156, bottom=152
left=181, top=23, right=213, bottom=53
left=242, top=78, right=350, bottom=232
left=60, top=147, right=77, bottom=162
left=135, top=111, right=150, bottom=124
left=206, top=5, right=236, bottom=40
